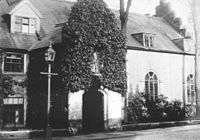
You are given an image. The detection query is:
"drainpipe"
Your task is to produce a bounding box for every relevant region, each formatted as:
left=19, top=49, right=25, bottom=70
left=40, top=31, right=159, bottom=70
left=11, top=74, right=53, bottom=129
left=182, top=54, right=186, bottom=108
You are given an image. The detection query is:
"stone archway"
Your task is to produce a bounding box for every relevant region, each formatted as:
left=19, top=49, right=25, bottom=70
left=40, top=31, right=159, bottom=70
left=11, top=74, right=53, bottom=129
left=82, top=88, right=104, bottom=132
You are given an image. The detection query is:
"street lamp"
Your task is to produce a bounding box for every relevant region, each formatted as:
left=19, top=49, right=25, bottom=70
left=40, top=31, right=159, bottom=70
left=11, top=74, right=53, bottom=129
left=41, top=42, right=57, bottom=140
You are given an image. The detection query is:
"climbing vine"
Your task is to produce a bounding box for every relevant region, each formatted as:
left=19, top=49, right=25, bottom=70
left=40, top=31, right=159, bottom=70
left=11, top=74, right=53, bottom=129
left=62, top=0, right=127, bottom=94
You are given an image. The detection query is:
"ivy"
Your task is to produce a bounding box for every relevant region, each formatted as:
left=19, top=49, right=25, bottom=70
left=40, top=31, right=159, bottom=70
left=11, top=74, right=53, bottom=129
left=0, top=51, right=13, bottom=128
left=62, top=0, right=127, bottom=94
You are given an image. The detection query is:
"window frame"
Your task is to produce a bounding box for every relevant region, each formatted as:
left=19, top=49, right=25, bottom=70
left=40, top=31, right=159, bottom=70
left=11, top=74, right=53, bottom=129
left=14, top=16, right=37, bottom=34
left=187, top=74, right=195, bottom=104
left=2, top=52, right=25, bottom=74
left=143, top=34, right=154, bottom=47
left=145, top=72, right=158, bottom=101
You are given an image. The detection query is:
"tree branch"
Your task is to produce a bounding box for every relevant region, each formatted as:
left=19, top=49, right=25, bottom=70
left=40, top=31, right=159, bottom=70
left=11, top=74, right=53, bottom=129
left=125, top=0, right=133, bottom=19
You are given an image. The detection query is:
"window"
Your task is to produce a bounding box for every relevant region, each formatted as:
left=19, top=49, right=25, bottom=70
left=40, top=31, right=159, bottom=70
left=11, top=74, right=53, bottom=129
left=187, top=74, right=195, bottom=104
left=144, top=34, right=154, bottom=47
left=22, top=18, right=29, bottom=33
left=145, top=72, right=158, bottom=100
left=3, top=53, right=24, bottom=73
left=14, top=16, right=37, bottom=34
left=149, top=36, right=153, bottom=47
left=144, top=35, right=149, bottom=47
left=132, top=33, right=154, bottom=47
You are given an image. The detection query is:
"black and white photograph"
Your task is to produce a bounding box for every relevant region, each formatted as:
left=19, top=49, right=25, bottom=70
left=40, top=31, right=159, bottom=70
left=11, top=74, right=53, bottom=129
left=0, top=0, right=200, bottom=139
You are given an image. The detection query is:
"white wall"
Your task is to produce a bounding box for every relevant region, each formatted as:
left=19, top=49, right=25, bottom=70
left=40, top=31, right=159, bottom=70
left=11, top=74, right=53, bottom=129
left=127, top=49, right=195, bottom=102
left=68, top=90, right=84, bottom=121
left=68, top=89, right=123, bottom=128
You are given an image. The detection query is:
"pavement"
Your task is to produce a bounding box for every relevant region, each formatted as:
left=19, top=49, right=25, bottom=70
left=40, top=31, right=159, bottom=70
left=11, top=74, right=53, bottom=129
left=26, top=124, right=200, bottom=140
left=1, top=120, right=200, bottom=140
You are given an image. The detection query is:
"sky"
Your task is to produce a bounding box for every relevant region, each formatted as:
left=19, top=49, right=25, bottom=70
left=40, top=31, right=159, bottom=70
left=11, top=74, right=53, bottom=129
left=105, top=0, right=193, bottom=36
left=105, top=0, right=190, bottom=27
left=68, top=0, right=192, bottom=34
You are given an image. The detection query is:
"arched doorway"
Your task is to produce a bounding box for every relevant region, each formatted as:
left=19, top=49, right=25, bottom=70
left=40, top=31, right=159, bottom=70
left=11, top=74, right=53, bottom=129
left=82, top=88, right=104, bottom=132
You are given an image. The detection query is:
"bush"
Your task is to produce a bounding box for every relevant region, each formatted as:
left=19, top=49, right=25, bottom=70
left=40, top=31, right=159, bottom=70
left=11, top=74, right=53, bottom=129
left=146, top=94, right=168, bottom=122
left=127, top=92, right=147, bottom=123
left=127, top=92, right=191, bottom=123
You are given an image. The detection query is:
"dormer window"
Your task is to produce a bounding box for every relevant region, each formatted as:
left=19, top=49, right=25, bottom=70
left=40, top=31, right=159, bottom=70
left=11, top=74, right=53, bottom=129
left=132, top=33, right=155, bottom=47
left=14, top=16, right=37, bottom=34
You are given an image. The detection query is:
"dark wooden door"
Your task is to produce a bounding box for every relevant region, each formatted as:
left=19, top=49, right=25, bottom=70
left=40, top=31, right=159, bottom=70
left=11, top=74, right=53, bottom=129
left=83, top=89, right=104, bottom=132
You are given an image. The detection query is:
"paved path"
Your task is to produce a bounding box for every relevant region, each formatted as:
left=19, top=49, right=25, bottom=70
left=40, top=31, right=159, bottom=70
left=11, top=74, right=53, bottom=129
left=27, top=124, right=200, bottom=140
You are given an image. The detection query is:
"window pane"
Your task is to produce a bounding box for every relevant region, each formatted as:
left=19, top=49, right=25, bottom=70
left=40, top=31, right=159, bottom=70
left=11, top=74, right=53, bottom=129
left=187, top=74, right=195, bottom=104
left=22, top=18, right=29, bottom=25
left=191, top=91, right=195, bottom=104
left=15, top=17, right=22, bottom=24
left=145, top=81, right=149, bottom=94
left=145, top=36, right=149, bottom=47
left=145, top=72, right=158, bottom=101
left=15, top=17, right=22, bottom=32
left=150, top=37, right=153, bottom=47
left=154, top=82, right=158, bottom=99
left=22, top=25, right=29, bottom=33
left=150, top=82, right=154, bottom=100
left=4, top=53, right=24, bottom=73
left=29, top=18, right=36, bottom=33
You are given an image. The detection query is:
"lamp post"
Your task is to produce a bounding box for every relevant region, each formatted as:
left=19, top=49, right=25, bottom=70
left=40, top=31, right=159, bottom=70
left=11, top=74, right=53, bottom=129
left=41, top=42, right=57, bottom=140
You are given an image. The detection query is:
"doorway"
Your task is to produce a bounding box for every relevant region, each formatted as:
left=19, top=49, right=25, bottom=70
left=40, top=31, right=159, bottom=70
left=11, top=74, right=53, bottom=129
left=82, top=89, right=104, bottom=132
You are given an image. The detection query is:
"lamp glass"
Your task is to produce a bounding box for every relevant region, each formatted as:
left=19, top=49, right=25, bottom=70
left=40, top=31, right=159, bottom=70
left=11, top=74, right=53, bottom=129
left=45, top=46, right=56, bottom=62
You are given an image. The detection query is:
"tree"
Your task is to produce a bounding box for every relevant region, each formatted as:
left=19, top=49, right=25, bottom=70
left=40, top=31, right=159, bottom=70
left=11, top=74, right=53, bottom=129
left=190, top=0, right=200, bottom=116
left=62, top=0, right=126, bottom=93
left=155, top=0, right=182, bottom=33
left=120, top=0, right=133, bottom=34
left=119, top=0, right=133, bottom=123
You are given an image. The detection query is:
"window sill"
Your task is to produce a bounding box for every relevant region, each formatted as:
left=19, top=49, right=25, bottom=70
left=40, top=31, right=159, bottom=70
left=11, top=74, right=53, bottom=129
left=3, top=72, right=26, bottom=75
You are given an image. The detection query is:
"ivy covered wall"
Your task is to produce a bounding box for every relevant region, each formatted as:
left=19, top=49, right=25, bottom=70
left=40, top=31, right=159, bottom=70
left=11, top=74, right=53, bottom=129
left=62, top=0, right=127, bottom=94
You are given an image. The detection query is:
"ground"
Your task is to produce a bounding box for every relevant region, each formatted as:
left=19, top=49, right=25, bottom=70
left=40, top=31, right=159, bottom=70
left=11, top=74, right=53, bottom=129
left=23, top=124, right=200, bottom=140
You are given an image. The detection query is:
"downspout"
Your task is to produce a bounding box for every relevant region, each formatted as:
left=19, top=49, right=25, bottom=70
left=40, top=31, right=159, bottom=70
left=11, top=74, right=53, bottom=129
left=182, top=54, right=186, bottom=108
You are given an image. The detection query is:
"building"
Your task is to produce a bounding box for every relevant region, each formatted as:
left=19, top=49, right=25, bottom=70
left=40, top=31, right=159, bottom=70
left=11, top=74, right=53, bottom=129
left=0, top=0, right=72, bottom=129
left=0, top=0, right=196, bottom=131
left=126, top=13, right=195, bottom=105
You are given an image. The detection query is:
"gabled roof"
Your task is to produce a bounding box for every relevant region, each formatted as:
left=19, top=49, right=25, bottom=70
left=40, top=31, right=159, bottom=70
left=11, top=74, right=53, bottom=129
left=31, top=11, right=189, bottom=54
left=0, top=0, right=73, bottom=50
left=126, top=13, right=185, bottom=54
left=0, top=0, right=194, bottom=55
left=9, top=0, right=43, bottom=18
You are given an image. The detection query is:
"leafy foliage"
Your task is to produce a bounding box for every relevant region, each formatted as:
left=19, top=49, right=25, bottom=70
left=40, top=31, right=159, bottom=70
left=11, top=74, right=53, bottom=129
left=62, top=0, right=127, bottom=94
left=127, top=92, right=192, bottom=123
left=156, top=0, right=182, bottom=32
left=0, top=52, right=13, bottom=128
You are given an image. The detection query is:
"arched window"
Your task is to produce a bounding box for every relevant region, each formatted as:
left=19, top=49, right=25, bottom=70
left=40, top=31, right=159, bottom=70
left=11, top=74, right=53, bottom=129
left=187, top=74, right=195, bottom=104
left=145, top=72, right=158, bottom=100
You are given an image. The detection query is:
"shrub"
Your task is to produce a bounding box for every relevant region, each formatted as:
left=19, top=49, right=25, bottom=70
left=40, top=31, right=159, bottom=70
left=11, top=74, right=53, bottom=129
left=164, top=100, right=184, bottom=121
left=127, top=92, right=148, bottom=123
left=127, top=92, right=191, bottom=123
left=145, top=94, right=168, bottom=122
